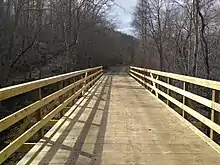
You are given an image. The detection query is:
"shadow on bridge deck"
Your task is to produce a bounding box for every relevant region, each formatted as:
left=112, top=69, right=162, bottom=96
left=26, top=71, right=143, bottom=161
left=18, top=70, right=220, bottom=165
left=18, top=76, right=112, bottom=165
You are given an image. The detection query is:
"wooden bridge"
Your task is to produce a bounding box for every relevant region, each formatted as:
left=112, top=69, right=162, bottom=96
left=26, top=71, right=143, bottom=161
left=0, top=66, right=220, bottom=164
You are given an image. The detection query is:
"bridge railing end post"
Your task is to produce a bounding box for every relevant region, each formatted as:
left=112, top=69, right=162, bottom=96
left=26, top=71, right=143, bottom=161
left=210, top=89, right=219, bottom=140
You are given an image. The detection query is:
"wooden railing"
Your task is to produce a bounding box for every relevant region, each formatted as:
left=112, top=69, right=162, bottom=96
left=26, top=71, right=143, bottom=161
left=130, top=66, right=220, bottom=143
left=0, top=66, right=103, bottom=164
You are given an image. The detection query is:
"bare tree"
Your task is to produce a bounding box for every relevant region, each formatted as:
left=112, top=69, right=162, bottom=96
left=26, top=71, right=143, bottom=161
left=133, top=0, right=218, bottom=79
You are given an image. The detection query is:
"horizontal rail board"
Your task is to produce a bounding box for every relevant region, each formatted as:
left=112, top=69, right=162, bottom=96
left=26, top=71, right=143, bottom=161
left=130, top=66, right=220, bottom=91
left=130, top=65, right=220, bottom=146
left=130, top=69, right=220, bottom=113
left=0, top=72, right=103, bottom=164
left=129, top=72, right=220, bottom=135
left=0, top=66, right=102, bottom=101
left=0, top=69, right=102, bottom=132
left=0, top=79, right=83, bottom=132
left=0, top=66, right=103, bottom=164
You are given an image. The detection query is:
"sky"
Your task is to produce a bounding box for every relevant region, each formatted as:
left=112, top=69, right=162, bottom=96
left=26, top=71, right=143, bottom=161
left=112, top=0, right=137, bottom=36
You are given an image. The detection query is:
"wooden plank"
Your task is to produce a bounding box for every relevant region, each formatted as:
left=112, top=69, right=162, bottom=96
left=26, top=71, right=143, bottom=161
left=71, top=77, right=76, bottom=105
left=4, top=142, right=36, bottom=153
left=130, top=71, right=220, bottom=135
left=46, top=120, right=59, bottom=128
left=19, top=70, right=220, bottom=165
left=17, top=143, right=36, bottom=153
left=167, top=77, right=170, bottom=105
left=210, top=90, right=219, bottom=140
left=82, top=72, right=88, bottom=96
left=130, top=72, right=149, bottom=89
left=0, top=73, right=102, bottom=164
left=0, top=70, right=102, bottom=133
left=150, top=73, right=158, bottom=97
left=147, top=82, right=220, bottom=136
left=0, top=66, right=102, bottom=101
left=0, top=79, right=83, bottom=132
left=18, top=75, right=105, bottom=165
left=130, top=69, right=220, bottom=113
left=211, top=90, right=216, bottom=139
left=84, top=70, right=102, bottom=86
left=36, top=88, right=44, bottom=139
left=131, top=66, right=220, bottom=91
left=148, top=90, right=220, bottom=155
left=0, top=88, right=82, bottom=164
left=182, top=82, right=186, bottom=118
left=58, top=81, right=65, bottom=117
left=148, top=76, right=220, bottom=113
left=12, top=116, right=32, bottom=141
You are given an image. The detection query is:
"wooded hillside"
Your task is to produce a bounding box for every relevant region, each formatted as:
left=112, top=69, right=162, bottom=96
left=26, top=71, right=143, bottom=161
left=133, top=0, right=220, bottom=80
left=0, top=0, right=140, bottom=88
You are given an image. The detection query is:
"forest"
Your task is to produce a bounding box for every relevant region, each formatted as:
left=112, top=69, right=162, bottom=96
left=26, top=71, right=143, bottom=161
left=133, top=0, right=220, bottom=80
left=1, top=0, right=220, bottom=84
left=0, top=0, right=220, bottom=164
left=2, top=0, right=219, bottom=86
left=0, top=0, right=140, bottom=88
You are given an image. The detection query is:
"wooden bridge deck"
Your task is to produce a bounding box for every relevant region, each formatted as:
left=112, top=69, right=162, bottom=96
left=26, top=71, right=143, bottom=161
left=18, top=69, right=220, bottom=165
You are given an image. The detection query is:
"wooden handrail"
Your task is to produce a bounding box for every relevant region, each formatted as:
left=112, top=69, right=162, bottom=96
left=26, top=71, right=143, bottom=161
left=0, top=66, right=103, bottom=164
left=0, top=66, right=102, bottom=101
left=130, top=66, right=220, bottom=90
left=130, top=66, right=220, bottom=143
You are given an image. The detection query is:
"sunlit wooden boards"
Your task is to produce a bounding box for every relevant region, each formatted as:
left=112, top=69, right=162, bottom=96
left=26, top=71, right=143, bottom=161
left=0, top=66, right=103, bottom=164
left=130, top=66, right=220, bottom=141
left=130, top=66, right=220, bottom=90
left=18, top=68, right=220, bottom=165
left=0, top=67, right=102, bottom=101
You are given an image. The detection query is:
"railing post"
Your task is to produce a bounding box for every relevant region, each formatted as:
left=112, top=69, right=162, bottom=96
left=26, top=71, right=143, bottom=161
left=182, top=82, right=186, bottom=118
left=166, top=77, right=170, bottom=105
left=142, top=70, right=144, bottom=87
left=156, top=75, right=159, bottom=97
left=144, top=69, right=147, bottom=89
left=91, top=70, right=94, bottom=87
left=150, top=73, right=159, bottom=97
left=144, top=69, right=147, bottom=88
left=146, top=71, right=150, bottom=91
left=94, top=69, right=98, bottom=85
left=72, top=77, right=76, bottom=105
left=58, top=81, right=64, bottom=117
left=91, top=70, right=95, bottom=87
left=37, top=88, right=43, bottom=139
left=210, top=89, right=219, bottom=140
left=82, top=72, right=88, bottom=96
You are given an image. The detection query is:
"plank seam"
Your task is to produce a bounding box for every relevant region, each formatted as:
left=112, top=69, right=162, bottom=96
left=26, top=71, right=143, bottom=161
left=146, top=89, right=220, bottom=154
